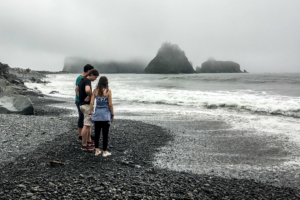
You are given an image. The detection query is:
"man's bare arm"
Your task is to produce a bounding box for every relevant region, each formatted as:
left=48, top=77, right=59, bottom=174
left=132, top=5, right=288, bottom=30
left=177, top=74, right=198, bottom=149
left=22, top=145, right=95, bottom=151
left=85, top=85, right=92, bottom=96
left=88, top=90, right=96, bottom=115
left=75, top=86, right=79, bottom=97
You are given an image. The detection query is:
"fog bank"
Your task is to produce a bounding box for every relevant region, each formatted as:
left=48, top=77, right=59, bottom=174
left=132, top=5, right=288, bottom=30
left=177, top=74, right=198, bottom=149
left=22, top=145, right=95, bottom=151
left=0, top=1, right=300, bottom=73
left=63, top=57, right=147, bottom=73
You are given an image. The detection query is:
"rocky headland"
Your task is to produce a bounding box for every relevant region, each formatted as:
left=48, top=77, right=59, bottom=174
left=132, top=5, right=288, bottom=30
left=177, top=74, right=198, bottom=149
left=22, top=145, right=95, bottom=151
left=144, top=43, right=195, bottom=74
left=35, top=70, right=70, bottom=75
left=63, top=57, right=146, bottom=73
left=8, top=67, right=48, bottom=83
left=196, top=59, right=246, bottom=73
left=0, top=62, right=48, bottom=115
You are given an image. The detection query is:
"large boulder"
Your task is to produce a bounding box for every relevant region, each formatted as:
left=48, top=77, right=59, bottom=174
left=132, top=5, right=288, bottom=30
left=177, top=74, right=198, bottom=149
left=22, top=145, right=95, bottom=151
left=0, top=93, right=34, bottom=115
left=144, top=43, right=195, bottom=74
left=197, top=59, right=242, bottom=73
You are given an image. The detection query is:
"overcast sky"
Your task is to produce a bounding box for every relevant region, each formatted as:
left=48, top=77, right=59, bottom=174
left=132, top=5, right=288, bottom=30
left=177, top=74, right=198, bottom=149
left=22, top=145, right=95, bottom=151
left=0, top=0, right=300, bottom=72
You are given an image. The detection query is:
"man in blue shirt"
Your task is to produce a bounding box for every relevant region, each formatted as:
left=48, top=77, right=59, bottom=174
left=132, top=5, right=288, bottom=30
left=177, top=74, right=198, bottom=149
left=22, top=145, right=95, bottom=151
left=75, top=64, right=94, bottom=141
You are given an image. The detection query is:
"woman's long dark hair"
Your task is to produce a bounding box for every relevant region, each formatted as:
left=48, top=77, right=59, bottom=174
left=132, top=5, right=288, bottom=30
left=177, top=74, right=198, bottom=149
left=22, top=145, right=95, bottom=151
left=82, top=69, right=99, bottom=79
left=96, top=76, right=108, bottom=97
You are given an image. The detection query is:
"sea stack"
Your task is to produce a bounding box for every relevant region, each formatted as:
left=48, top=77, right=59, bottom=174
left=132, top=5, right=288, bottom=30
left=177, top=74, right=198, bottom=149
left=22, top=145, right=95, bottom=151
left=144, top=42, right=195, bottom=74
left=197, top=59, right=242, bottom=73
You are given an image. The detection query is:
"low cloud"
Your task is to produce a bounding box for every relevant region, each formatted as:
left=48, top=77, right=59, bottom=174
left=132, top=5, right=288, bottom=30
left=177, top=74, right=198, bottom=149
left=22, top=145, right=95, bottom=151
left=0, top=0, right=299, bottom=72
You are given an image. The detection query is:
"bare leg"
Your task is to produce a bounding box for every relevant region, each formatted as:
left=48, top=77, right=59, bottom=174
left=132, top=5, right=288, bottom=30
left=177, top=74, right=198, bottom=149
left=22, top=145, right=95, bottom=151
left=81, top=126, right=88, bottom=146
left=87, top=126, right=92, bottom=142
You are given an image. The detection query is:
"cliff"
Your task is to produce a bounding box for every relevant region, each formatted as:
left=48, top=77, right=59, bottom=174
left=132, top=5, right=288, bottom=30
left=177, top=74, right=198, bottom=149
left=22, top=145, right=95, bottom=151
left=144, top=43, right=195, bottom=74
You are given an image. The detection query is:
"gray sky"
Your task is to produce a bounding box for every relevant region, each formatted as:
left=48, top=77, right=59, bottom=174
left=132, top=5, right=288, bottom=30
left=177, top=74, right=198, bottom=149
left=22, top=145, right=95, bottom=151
left=0, top=0, right=300, bottom=73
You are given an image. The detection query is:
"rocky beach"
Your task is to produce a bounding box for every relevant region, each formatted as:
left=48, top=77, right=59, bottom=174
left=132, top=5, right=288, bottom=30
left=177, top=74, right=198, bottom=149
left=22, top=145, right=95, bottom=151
left=0, top=94, right=299, bottom=199
left=1, top=63, right=300, bottom=199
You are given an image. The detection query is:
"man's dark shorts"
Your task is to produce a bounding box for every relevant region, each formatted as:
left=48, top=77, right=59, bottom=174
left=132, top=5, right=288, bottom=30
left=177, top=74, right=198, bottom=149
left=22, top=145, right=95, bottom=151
left=75, top=101, right=84, bottom=128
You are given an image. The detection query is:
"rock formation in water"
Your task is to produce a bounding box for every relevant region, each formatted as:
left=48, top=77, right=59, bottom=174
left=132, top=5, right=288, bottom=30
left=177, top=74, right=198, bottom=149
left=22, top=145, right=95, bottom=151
left=63, top=57, right=147, bottom=73
left=197, top=59, right=243, bottom=73
left=144, top=43, right=195, bottom=74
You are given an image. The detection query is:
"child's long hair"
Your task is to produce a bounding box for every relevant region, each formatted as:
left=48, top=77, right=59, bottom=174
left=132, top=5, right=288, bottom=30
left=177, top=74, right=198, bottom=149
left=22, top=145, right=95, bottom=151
left=96, top=76, right=109, bottom=97
left=82, top=69, right=99, bottom=79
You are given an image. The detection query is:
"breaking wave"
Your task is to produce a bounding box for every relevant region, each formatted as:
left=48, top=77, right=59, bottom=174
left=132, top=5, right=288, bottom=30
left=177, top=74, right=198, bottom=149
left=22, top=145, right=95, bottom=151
left=25, top=73, right=300, bottom=118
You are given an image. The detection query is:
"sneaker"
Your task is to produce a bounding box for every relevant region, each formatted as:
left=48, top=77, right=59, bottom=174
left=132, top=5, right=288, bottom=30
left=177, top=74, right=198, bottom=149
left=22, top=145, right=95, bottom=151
left=82, top=146, right=95, bottom=151
left=88, top=141, right=95, bottom=146
left=102, top=151, right=111, bottom=157
left=95, top=150, right=101, bottom=156
left=87, top=146, right=95, bottom=151
left=78, top=136, right=82, bottom=142
left=81, top=146, right=88, bottom=151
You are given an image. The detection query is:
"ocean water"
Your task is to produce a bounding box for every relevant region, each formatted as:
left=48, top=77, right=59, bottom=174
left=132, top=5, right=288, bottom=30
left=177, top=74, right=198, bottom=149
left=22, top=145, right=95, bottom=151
left=26, top=73, right=300, bottom=113
left=25, top=73, right=300, bottom=185
left=25, top=73, right=300, bottom=139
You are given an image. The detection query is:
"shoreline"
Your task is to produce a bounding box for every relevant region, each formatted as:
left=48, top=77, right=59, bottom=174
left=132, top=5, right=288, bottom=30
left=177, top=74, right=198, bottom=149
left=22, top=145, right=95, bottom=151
left=0, top=97, right=300, bottom=199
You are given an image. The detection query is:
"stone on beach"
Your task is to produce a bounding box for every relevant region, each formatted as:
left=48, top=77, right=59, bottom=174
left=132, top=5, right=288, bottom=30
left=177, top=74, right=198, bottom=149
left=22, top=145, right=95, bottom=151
left=22, top=89, right=44, bottom=97
left=0, top=94, right=34, bottom=115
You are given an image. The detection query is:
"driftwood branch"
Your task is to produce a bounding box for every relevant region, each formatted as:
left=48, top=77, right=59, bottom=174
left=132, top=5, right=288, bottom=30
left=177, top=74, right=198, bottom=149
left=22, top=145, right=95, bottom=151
left=49, top=161, right=65, bottom=165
